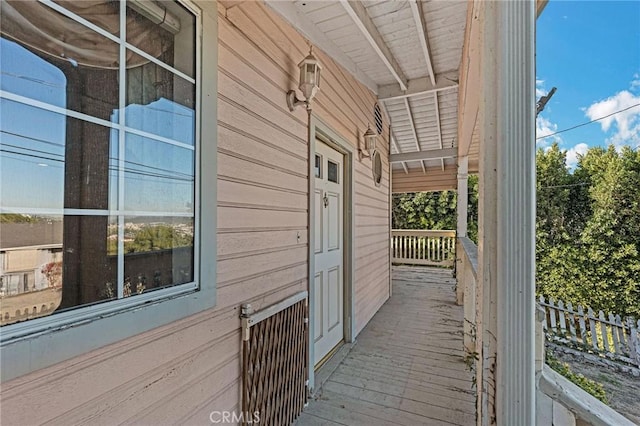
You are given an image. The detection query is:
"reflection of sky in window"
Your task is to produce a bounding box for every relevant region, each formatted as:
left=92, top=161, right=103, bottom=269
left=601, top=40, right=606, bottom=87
left=112, top=99, right=195, bottom=213
left=1, top=38, right=195, bottom=214
left=124, top=98, right=195, bottom=147
left=1, top=38, right=66, bottom=210
left=0, top=38, right=66, bottom=106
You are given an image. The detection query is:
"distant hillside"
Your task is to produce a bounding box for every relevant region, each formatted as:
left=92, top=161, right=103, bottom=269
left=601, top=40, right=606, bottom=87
left=0, top=213, right=41, bottom=223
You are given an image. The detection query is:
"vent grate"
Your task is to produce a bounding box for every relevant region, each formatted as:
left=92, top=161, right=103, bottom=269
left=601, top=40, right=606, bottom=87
left=374, top=103, right=383, bottom=134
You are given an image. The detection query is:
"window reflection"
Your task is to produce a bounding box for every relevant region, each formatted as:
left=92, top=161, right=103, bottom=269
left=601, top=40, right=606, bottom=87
left=0, top=100, right=66, bottom=210
left=0, top=12, right=120, bottom=120
left=124, top=133, right=194, bottom=213
left=126, top=0, right=196, bottom=78
left=0, top=0, right=197, bottom=327
left=328, top=160, right=339, bottom=183
left=123, top=216, right=194, bottom=294
left=0, top=218, right=63, bottom=325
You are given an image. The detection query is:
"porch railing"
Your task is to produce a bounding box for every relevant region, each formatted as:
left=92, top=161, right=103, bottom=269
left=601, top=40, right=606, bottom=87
left=391, top=230, right=456, bottom=267
left=539, top=296, right=640, bottom=367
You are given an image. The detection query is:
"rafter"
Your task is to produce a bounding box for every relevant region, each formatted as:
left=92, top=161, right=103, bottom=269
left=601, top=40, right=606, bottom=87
left=339, top=0, right=408, bottom=91
left=390, top=147, right=457, bottom=163
left=408, top=0, right=436, bottom=86
left=391, top=135, right=409, bottom=174
left=379, top=100, right=408, bottom=174
left=264, top=0, right=378, bottom=92
left=378, top=71, right=458, bottom=101
left=403, top=98, right=426, bottom=173
left=433, top=92, right=445, bottom=171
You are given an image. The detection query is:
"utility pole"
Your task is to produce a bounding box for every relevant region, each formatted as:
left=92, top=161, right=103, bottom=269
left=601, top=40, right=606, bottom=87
left=536, top=87, right=556, bottom=117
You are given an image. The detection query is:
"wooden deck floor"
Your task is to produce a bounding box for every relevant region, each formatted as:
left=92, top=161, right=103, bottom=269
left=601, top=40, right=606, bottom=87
left=297, top=266, right=476, bottom=426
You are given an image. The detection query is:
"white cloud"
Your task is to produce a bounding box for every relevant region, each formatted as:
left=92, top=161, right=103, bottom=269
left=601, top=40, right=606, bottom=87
left=585, top=90, right=640, bottom=148
left=536, top=115, right=562, bottom=147
left=536, top=79, right=547, bottom=98
left=631, top=73, right=640, bottom=92
left=565, top=142, right=589, bottom=169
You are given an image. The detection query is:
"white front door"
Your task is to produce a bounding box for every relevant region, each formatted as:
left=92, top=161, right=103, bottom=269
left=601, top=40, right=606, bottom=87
left=313, top=140, right=344, bottom=366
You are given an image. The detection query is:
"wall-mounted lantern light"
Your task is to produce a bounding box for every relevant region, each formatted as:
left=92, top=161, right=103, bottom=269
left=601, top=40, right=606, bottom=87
left=287, top=47, right=322, bottom=111
left=358, top=124, right=378, bottom=160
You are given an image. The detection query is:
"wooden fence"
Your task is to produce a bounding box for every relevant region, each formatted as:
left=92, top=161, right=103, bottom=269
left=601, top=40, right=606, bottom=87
left=391, top=230, right=456, bottom=267
left=539, top=296, right=640, bottom=368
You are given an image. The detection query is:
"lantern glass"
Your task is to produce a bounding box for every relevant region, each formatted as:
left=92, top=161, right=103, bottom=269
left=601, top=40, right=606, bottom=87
left=365, top=134, right=376, bottom=154
left=298, top=49, right=322, bottom=102
left=306, top=63, right=316, bottom=85
left=363, top=127, right=377, bottom=156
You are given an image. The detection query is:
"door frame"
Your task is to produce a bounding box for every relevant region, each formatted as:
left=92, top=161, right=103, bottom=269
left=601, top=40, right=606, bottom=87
left=307, top=116, right=355, bottom=392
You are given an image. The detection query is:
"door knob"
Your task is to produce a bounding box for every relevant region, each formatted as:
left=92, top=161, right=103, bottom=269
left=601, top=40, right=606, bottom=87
left=323, top=193, right=329, bottom=208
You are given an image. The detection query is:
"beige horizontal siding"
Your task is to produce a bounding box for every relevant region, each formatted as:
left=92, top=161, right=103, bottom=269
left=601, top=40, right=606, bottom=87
left=392, top=166, right=458, bottom=193
left=0, top=1, right=390, bottom=423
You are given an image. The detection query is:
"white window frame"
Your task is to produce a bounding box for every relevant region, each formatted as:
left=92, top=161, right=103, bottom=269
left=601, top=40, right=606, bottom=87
left=0, top=0, right=217, bottom=382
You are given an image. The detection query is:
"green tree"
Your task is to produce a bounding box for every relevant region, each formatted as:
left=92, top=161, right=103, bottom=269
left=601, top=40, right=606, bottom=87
left=125, top=225, right=193, bottom=253
left=537, top=145, right=640, bottom=317
left=536, top=143, right=573, bottom=248
left=391, top=175, right=479, bottom=243
left=0, top=213, right=39, bottom=223
left=392, top=190, right=457, bottom=230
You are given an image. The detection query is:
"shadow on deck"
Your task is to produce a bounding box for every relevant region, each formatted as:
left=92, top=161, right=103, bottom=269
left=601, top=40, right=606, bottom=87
left=297, top=266, right=476, bottom=426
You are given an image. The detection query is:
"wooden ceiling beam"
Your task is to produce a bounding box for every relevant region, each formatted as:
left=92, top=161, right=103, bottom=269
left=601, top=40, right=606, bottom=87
left=433, top=92, right=445, bottom=171
left=403, top=98, right=426, bottom=173
left=339, top=0, right=408, bottom=91
left=390, top=147, right=457, bottom=163
left=408, top=0, right=436, bottom=86
left=378, top=72, right=458, bottom=101
left=379, top=100, right=408, bottom=174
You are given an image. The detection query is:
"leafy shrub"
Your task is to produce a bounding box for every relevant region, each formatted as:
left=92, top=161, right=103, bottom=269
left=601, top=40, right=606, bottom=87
left=546, top=353, right=608, bottom=404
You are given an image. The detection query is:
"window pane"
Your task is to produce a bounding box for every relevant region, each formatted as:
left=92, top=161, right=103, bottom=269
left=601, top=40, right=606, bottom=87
left=315, top=154, right=321, bottom=178
left=0, top=0, right=199, bottom=328
left=0, top=214, right=118, bottom=325
left=0, top=7, right=120, bottom=120
left=52, top=0, right=120, bottom=36
left=126, top=0, right=196, bottom=79
left=125, top=50, right=195, bottom=145
left=123, top=216, right=194, bottom=293
left=122, top=133, right=195, bottom=213
left=57, top=214, right=118, bottom=310
left=1, top=100, right=65, bottom=210
left=328, top=160, right=339, bottom=183
left=0, top=99, right=118, bottom=211
left=0, top=217, right=63, bottom=325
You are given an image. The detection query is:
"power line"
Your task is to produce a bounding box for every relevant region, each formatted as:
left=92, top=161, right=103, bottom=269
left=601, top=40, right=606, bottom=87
left=537, top=102, right=640, bottom=140
left=2, top=135, right=194, bottom=179
left=1, top=150, right=193, bottom=183
left=538, top=182, right=590, bottom=190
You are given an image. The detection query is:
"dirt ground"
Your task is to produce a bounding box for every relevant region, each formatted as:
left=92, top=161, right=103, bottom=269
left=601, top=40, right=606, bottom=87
left=549, top=347, right=640, bottom=425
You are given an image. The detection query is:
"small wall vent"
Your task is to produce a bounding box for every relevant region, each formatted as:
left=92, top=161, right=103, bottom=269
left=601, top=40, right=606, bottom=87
left=373, top=103, right=383, bottom=135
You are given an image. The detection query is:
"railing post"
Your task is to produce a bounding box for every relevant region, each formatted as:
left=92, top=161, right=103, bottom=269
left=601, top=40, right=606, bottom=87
left=535, top=304, right=546, bottom=375
left=457, top=156, right=469, bottom=238
left=629, top=318, right=640, bottom=367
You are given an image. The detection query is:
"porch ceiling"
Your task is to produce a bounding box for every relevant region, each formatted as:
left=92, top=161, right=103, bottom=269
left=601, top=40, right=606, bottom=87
left=266, top=0, right=468, bottom=180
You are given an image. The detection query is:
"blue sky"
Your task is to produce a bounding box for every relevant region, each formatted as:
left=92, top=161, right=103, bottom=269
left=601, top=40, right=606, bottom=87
left=536, top=0, right=640, bottom=167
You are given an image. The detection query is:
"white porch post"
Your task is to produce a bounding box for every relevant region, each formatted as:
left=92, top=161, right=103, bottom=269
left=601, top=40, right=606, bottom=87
left=479, top=0, right=536, bottom=424
left=457, top=155, right=469, bottom=238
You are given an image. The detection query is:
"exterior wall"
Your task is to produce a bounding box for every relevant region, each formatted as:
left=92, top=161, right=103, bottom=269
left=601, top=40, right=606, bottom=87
left=391, top=166, right=457, bottom=193
left=218, top=1, right=390, bottom=335
left=0, top=1, right=390, bottom=423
